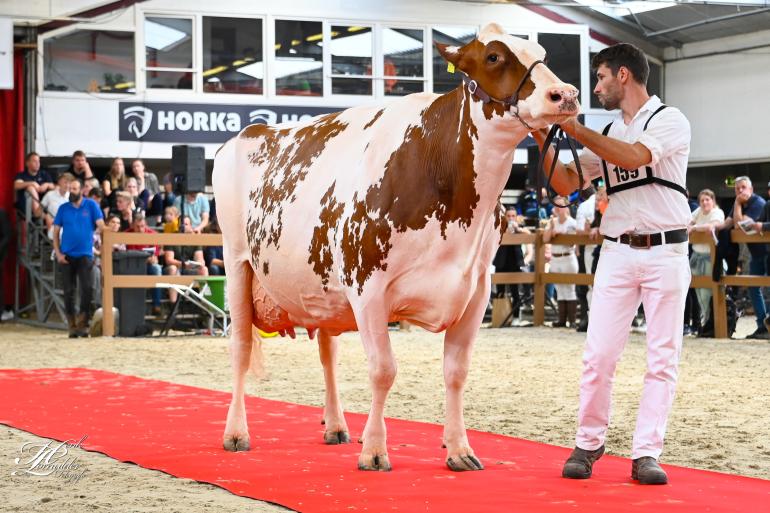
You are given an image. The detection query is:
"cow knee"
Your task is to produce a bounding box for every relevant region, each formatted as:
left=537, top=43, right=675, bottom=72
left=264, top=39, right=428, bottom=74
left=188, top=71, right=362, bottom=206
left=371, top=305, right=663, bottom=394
left=369, top=361, right=397, bottom=389
left=444, top=364, right=469, bottom=391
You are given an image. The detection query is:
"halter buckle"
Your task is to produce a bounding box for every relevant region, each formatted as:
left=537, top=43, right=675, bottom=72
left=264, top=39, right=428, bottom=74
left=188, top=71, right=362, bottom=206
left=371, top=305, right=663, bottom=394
left=467, top=80, right=478, bottom=95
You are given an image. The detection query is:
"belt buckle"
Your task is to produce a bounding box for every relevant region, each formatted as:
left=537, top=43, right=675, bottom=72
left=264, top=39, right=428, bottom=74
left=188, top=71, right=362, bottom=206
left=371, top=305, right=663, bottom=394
left=629, top=233, right=651, bottom=249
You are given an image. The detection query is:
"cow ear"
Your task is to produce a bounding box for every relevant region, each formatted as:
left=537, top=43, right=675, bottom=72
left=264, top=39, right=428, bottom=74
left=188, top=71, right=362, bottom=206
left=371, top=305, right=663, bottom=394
left=436, top=42, right=462, bottom=68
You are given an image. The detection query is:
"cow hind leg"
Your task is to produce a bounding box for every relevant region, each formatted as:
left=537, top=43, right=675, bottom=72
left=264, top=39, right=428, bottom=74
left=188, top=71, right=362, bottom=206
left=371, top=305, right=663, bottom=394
left=354, top=307, right=397, bottom=471
left=223, top=260, right=259, bottom=452
left=318, top=330, right=350, bottom=444
left=441, top=275, right=489, bottom=471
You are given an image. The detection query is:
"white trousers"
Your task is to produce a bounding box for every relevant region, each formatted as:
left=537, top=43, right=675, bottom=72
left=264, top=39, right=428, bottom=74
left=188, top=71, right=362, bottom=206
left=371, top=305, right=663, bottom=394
left=575, top=239, right=690, bottom=460
left=550, top=253, right=578, bottom=301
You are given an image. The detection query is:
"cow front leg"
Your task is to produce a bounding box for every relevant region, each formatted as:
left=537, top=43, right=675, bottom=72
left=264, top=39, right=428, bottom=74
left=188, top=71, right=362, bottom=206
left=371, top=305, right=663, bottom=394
left=355, top=312, right=396, bottom=471
left=318, top=330, right=350, bottom=444
left=441, top=275, right=490, bottom=471
left=223, top=261, right=256, bottom=452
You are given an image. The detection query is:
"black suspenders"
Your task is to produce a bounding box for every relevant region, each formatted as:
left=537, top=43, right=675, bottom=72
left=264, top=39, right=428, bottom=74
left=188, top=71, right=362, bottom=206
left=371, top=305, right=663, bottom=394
left=601, top=105, right=688, bottom=197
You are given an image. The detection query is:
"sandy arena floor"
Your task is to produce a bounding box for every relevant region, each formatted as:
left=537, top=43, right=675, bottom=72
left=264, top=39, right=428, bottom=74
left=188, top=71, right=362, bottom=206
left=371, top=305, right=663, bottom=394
left=1, top=320, right=768, bottom=512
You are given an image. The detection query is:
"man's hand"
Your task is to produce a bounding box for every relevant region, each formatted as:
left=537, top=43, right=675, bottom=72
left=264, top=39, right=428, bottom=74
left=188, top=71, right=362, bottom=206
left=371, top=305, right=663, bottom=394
left=55, top=251, right=67, bottom=264
left=557, top=116, right=579, bottom=137
left=753, top=222, right=763, bottom=233
left=589, top=227, right=600, bottom=242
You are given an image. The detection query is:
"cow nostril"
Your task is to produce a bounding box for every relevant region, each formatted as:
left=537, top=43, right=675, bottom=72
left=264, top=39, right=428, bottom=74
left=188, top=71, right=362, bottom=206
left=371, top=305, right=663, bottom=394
left=550, top=92, right=562, bottom=103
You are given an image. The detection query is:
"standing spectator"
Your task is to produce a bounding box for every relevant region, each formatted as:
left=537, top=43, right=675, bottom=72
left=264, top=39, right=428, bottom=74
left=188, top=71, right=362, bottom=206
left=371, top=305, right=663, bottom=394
left=717, top=176, right=767, bottom=338
left=113, top=191, right=139, bottom=231
left=173, top=192, right=210, bottom=233
left=492, top=206, right=528, bottom=322
left=41, top=172, right=72, bottom=239
left=14, top=152, right=54, bottom=218
left=204, top=220, right=225, bottom=276
left=53, top=179, right=105, bottom=337
left=68, top=150, right=94, bottom=181
left=131, top=159, right=160, bottom=201
left=575, top=187, right=597, bottom=332
left=688, top=189, right=724, bottom=331
left=0, top=208, right=12, bottom=322
left=126, top=213, right=163, bottom=315
left=125, top=177, right=149, bottom=212
left=543, top=198, right=579, bottom=327
left=148, top=173, right=177, bottom=225
left=163, top=216, right=208, bottom=303
left=102, top=157, right=127, bottom=213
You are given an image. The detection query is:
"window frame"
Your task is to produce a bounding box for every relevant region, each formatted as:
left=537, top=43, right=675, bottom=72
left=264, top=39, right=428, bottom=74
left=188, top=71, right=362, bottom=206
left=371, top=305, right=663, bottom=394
left=429, top=24, right=480, bottom=95
left=534, top=26, right=589, bottom=110
left=325, top=21, right=376, bottom=99
left=379, top=23, right=429, bottom=98
left=140, top=12, right=197, bottom=93
left=200, top=14, right=267, bottom=97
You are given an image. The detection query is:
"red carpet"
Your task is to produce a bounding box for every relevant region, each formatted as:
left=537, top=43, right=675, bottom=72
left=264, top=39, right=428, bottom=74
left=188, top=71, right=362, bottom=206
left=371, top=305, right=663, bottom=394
left=1, top=368, right=767, bottom=512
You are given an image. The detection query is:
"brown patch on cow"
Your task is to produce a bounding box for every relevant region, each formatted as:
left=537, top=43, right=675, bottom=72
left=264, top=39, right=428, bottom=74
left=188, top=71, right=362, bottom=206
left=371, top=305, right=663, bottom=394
left=308, top=182, right=345, bottom=290
left=244, top=112, right=348, bottom=270
left=363, top=109, right=385, bottom=130
left=307, top=86, right=480, bottom=294
left=495, top=202, right=507, bottom=243
left=262, top=261, right=269, bottom=276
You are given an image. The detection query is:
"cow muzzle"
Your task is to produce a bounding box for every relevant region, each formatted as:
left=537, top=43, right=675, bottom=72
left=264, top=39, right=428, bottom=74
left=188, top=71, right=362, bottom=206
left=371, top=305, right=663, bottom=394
left=545, top=84, right=580, bottom=114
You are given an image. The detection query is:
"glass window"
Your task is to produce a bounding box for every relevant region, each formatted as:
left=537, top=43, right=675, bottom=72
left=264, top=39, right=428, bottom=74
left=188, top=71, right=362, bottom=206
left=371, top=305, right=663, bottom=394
left=648, top=61, right=662, bottom=100
left=202, top=17, right=263, bottom=94
left=537, top=33, right=580, bottom=97
left=274, top=19, right=323, bottom=96
left=432, top=26, right=475, bottom=94
left=145, top=16, right=194, bottom=89
left=382, top=27, right=424, bottom=96
left=43, top=30, right=135, bottom=93
left=330, top=25, right=373, bottom=95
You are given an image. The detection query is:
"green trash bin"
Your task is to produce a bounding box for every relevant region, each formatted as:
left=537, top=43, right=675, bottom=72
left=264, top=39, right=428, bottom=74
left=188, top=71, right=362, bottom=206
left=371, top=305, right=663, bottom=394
left=196, top=276, right=227, bottom=312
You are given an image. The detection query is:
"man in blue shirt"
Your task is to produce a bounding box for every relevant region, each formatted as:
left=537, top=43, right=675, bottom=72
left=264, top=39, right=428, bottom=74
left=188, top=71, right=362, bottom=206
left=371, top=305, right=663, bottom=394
left=13, top=152, right=54, bottom=218
left=53, top=179, right=105, bottom=337
left=173, top=192, right=210, bottom=233
left=718, top=176, right=767, bottom=338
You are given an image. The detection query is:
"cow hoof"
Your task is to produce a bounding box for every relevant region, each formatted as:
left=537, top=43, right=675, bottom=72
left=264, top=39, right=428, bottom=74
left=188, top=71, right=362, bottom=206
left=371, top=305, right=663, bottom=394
left=324, top=430, right=351, bottom=445
left=223, top=435, right=250, bottom=452
left=358, top=454, right=392, bottom=471
left=446, top=455, right=484, bottom=471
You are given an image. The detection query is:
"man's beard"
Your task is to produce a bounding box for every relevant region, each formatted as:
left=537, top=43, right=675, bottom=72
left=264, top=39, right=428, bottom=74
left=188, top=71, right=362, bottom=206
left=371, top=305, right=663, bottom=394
left=69, top=193, right=81, bottom=203
left=598, top=94, right=620, bottom=111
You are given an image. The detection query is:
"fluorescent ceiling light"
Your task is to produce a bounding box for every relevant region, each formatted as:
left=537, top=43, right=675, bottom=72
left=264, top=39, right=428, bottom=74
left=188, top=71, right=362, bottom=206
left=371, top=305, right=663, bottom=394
left=145, top=19, right=189, bottom=51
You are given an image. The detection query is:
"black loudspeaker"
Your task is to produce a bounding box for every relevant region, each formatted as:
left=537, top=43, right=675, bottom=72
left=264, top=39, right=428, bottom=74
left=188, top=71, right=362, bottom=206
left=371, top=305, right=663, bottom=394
left=172, top=145, right=206, bottom=193
left=526, top=145, right=540, bottom=188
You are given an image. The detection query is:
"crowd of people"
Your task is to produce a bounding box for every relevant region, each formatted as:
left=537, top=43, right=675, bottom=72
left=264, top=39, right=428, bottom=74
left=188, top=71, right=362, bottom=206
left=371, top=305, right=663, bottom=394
left=10, top=150, right=224, bottom=337
left=493, top=175, right=770, bottom=339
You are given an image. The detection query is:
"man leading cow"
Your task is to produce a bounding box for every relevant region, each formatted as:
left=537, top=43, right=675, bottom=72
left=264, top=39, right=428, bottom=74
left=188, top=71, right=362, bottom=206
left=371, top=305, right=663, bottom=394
left=537, top=43, right=692, bottom=485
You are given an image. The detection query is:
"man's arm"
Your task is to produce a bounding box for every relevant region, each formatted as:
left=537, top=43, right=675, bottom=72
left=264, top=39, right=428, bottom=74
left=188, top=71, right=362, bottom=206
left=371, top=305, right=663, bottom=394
left=195, top=212, right=209, bottom=233
left=14, top=178, right=35, bottom=191
left=531, top=129, right=582, bottom=196
left=52, top=225, right=67, bottom=263
left=559, top=118, right=652, bottom=170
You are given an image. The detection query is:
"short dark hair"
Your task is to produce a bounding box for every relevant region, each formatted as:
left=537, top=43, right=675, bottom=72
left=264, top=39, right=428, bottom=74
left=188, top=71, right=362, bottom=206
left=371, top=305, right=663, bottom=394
left=591, top=43, right=649, bottom=86
left=25, top=151, right=39, bottom=161
left=72, top=150, right=86, bottom=159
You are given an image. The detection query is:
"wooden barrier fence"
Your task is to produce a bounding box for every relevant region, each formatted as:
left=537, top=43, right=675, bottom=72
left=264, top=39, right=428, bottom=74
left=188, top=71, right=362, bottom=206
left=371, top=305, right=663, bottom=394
left=100, top=229, right=770, bottom=339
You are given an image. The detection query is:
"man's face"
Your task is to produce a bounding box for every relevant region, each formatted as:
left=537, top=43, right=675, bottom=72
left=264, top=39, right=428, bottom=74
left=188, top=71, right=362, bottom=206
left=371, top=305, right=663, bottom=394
left=27, top=155, right=41, bottom=173
left=133, top=219, right=147, bottom=232
left=58, top=178, right=70, bottom=193
left=593, top=64, right=623, bottom=111
left=735, top=180, right=752, bottom=201
left=73, top=155, right=86, bottom=171
left=68, top=180, right=81, bottom=197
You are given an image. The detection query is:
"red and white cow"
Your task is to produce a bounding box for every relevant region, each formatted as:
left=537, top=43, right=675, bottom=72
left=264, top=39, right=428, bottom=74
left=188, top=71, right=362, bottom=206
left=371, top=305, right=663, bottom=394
left=213, top=23, right=579, bottom=471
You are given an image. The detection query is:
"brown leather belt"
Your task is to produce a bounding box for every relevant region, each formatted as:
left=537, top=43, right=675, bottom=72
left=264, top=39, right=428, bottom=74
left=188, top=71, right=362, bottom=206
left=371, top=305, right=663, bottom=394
left=604, top=229, right=688, bottom=249
left=552, top=251, right=574, bottom=258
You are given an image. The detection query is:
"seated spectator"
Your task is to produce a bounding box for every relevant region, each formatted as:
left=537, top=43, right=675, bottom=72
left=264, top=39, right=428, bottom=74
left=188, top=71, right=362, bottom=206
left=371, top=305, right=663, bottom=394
left=68, top=150, right=94, bottom=181
left=102, top=214, right=126, bottom=252
left=162, top=205, right=180, bottom=233
left=126, top=213, right=163, bottom=315
left=82, top=177, right=100, bottom=198
left=164, top=216, right=208, bottom=303
left=14, top=152, right=54, bottom=218
left=173, top=192, right=209, bottom=233
left=87, top=187, right=104, bottom=210
left=148, top=173, right=177, bottom=225
left=102, top=157, right=127, bottom=215
left=125, top=177, right=149, bottom=212
left=113, top=191, right=140, bottom=231
left=41, top=172, right=73, bottom=239
left=131, top=159, right=160, bottom=203
left=204, top=221, right=225, bottom=275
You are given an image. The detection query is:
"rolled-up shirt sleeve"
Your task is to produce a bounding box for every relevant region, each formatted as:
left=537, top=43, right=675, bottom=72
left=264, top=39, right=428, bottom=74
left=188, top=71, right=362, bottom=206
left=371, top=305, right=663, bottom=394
left=637, top=108, right=691, bottom=168
left=577, top=147, right=602, bottom=186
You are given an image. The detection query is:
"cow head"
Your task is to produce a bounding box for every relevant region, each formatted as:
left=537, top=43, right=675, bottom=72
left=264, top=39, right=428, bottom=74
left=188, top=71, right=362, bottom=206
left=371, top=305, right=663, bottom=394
left=437, top=23, right=579, bottom=128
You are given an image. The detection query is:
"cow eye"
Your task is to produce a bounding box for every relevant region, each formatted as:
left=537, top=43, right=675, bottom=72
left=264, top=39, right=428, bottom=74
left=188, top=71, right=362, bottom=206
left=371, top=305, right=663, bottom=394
left=487, top=54, right=498, bottom=63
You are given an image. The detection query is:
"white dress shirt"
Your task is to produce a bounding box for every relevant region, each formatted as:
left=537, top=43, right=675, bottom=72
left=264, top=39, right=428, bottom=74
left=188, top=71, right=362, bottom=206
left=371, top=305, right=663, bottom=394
left=578, top=95, right=691, bottom=238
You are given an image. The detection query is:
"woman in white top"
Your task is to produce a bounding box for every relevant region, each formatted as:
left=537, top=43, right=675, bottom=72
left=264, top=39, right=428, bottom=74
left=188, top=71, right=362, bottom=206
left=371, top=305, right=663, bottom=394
left=543, top=197, right=579, bottom=327
left=688, top=188, right=725, bottom=327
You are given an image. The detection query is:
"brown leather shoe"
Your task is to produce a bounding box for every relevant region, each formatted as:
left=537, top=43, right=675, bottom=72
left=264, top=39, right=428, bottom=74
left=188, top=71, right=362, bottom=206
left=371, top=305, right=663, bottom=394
left=562, top=445, right=604, bottom=479
left=632, top=457, right=668, bottom=485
